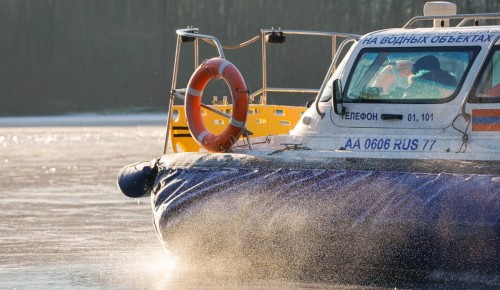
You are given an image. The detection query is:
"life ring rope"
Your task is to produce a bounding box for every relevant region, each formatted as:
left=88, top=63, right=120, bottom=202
left=185, top=57, right=249, bottom=152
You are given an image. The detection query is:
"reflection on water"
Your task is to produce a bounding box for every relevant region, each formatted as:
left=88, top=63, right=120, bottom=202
left=0, top=122, right=176, bottom=289
left=0, top=119, right=380, bottom=289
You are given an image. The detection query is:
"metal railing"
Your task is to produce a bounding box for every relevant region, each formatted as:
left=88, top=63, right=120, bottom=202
left=171, top=27, right=359, bottom=104
left=258, top=29, right=359, bottom=104
left=164, top=27, right=360, bottom=153
left=403, top=12, right=500, bottom=28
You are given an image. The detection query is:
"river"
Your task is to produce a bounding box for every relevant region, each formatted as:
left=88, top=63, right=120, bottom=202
left=0, top=115, right=382, bottom=289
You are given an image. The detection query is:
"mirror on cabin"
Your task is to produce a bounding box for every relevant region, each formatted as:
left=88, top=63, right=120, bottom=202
left=332, top=79, right=345, bottom=115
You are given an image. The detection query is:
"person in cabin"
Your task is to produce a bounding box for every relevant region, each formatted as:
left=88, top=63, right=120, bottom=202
left=371, top=60, right=414, bottom=95
left=404, top=55, right=457, bottom=99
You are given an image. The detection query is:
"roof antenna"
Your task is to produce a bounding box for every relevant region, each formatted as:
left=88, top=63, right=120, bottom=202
left=423, top=1, right=457, bottom=28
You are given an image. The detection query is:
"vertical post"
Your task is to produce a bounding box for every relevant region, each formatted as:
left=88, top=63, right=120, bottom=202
left=194, top=38, right=199, bottom=69
left=332, top=35, right=337, bottom=70
left=163, top=35, right=183, bottom=154
left=261, top=31, right=267, bottom=104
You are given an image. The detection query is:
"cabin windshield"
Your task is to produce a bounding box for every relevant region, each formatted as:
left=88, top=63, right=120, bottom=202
left=340, top=47, right=480, bottom=103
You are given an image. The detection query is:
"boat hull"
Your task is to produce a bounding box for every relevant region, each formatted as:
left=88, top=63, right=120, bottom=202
left=141, top=153, right=500, bottom=284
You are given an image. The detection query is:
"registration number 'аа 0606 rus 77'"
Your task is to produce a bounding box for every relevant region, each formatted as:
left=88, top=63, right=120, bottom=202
left=343, top=137, right=436, bottom=151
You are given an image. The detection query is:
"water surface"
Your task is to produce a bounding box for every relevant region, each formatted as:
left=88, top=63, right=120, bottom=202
left=0, top=116, right=379, bottom=289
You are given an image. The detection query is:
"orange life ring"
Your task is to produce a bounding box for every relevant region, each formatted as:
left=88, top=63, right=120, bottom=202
left=185, top=57, right=249, bottom=152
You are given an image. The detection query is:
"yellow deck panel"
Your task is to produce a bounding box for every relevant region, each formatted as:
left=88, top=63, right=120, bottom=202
left=170, top=104, right=306, bottom=152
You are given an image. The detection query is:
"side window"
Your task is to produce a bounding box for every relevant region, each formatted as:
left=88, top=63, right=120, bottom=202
left=471, top=48, right=500, bottom=103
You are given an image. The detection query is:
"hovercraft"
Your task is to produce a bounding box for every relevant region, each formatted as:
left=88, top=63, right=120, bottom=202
left=118, top=2, right=500, bottom=285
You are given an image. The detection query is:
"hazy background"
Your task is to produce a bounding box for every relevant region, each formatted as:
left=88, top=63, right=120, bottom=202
left=1, top=0, right=499, bottom=116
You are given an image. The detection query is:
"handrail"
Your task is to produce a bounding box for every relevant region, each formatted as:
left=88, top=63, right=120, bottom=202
left=314, top=37, right=358, bottom=118
left=261, top=87, right=319, bottom=94
left=164, top=33, right=183, bottom=154
left=260, top=29, right=360, bottom=39
left=174, top=27, right=360, bottom=105
left=190, top=29, right=360, bottom=51
left=403, top=12, right=500, bottom=28
left=457, top=13, right=500, bottom=27
left=201, top=36, right=261, bottom=50
left=259, top=29, right=360, bottom=104
left=176, top=28, right=226, bottom=58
